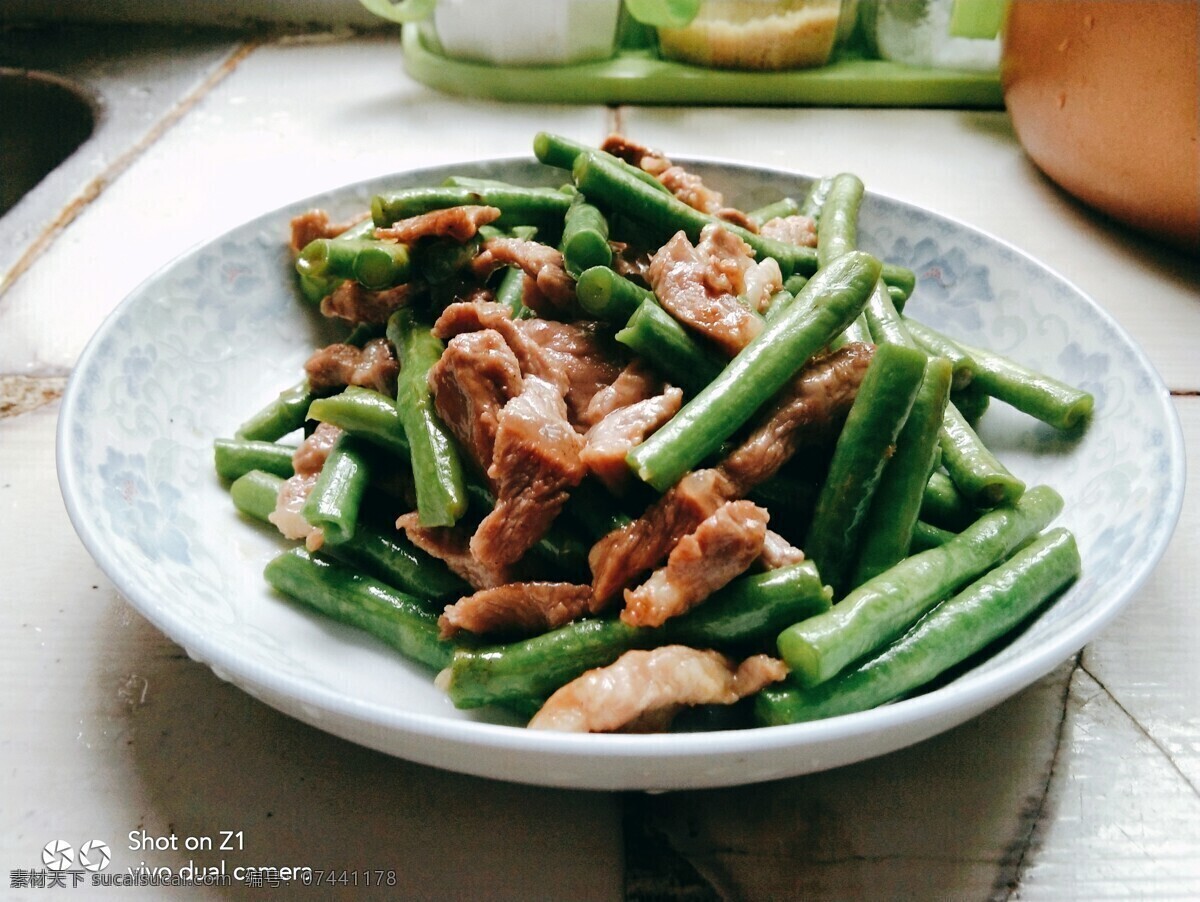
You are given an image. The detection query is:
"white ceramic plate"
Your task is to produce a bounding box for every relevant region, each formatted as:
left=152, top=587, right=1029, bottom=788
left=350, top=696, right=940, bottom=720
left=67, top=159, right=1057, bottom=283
left=58, top=158, right=1184, bottom=791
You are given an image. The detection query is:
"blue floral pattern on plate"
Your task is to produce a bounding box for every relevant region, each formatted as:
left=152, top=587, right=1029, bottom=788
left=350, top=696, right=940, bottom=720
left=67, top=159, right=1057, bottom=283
left=56, top=159, right=1186, bottom=791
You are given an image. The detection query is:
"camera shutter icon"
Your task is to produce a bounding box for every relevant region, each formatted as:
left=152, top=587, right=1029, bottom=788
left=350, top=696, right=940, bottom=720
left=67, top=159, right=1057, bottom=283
left=79, top=839, right=112, bottom=872
left=41, top=840, right=74, bottom=871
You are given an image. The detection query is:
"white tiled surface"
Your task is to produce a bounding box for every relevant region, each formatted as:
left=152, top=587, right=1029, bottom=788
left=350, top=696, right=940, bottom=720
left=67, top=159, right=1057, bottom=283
left=1, top=28, right=1198, bottom=900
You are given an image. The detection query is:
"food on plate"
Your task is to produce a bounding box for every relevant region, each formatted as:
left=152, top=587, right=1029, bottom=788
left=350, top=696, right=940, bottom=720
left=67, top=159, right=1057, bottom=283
left=214, top=132, right=1092, bottom=733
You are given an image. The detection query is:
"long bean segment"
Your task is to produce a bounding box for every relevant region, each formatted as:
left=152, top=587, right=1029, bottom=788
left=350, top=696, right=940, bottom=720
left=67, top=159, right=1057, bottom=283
left=575, top=265, right=656, bottom=323
left=760, top=528, right=1079, bottom=724
left=778, top=484, right=1063, bottom=687
left=904, top=316, right=976, bottom=389
left=615, top=299, right=725, bottom=395
left=302, top=434, right=372, bottom=546
left=372, top=185, right=571, bottom=234
left=939, top=401, right=1025, bottom=508
left=851, top=355, right=955, bottom=586
left=628, top=250, right=881, bottom=491
left=804, top=341, right=930, bottom=596
left=560, top=193, right=612, bottom=276
left=816, top=173, right=864, bottom=266
left=387, top=309, right=467, bottom=528
left=306, top=386, right=411, bottom=462
left=264, top=548, right=453, bottom=671
left=235, top=380, right=311, bottom=442
left=296, top=237, right=411, bottom=291
left=213, top=437, right=295, bottom=481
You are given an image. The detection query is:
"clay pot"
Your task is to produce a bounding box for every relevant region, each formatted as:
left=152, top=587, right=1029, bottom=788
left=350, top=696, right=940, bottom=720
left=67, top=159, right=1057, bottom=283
left=1001, top=1, right=1199, bottom=251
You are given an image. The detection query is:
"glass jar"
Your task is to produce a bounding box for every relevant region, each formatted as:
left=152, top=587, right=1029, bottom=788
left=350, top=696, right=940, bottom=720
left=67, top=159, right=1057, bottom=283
left=656, top=0, right=860, bottom=71
left=858, top=0, right=1000, bottom=71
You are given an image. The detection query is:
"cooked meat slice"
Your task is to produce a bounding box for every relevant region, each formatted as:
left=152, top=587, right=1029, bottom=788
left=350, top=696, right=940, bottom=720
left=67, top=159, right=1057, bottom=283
left=304, top=338, right=399, bottom=397
left=601, top=133, right=662, bottom=169
left=582, top=361, right=663, bottom=425
left=759, top=530, right=806, bottom=570
left=718, top=342, right=875, bottom=494
left=515, top=317, right=624, bottom=427
left=527, top=646, right=788, bottom=733
left=396, top=513, right=511, bottom=590
left=471, top=377, right=586, bottom=569
left=268, top=422, right=343, bottom=550
left=319, top=281, right=411, bottom=325
left=600, top=134, right=731, bottom=216
left=373, top=204, right=501, bottom=243
left=581, top=386, right=683, bottom=493
left=429, top=329, right=524, bottom=478
left=622, top=500, right=768, bottom=628
left=472, top=237, right=578, bottom=316
left=438, top=582, right=593, bottom=639
left=288, top=209, right=367, bottom=253
left=648, top=225, right=781, bottom=356
left=433, top=301, right=569, bottom=398
left=589, top=468, right=735, bottom=608
left=760, top=214, right=818, bottom=248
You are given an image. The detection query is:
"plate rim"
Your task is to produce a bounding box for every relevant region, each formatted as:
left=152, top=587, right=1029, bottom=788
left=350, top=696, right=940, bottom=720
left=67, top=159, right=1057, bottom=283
left=55, top=154, right=1187, bottom=790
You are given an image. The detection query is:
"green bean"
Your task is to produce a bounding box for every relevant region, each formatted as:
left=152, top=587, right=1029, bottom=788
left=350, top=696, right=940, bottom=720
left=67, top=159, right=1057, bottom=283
left=294, top=217, right=376, bottom=303
left=950, top=381, right=991, bottom=425
left=235, top=380, right=312, bottom=442
left=952, top=332, right=1092, bottom=431
left=230, top=470, right=468, bottom=599
left=939, top=401, right=1025, bottom=508
left=799, top=176, right=834, bottom=219
left=778, top=483, right=1063, bottom=687
left=803, top=341, right=930, bottom=596
left=763, top=287, right=796, bottom=323
left=909, top=520, right=956, bottom=552
left=863, top=278, right=913, bottom=349
left=904, top=317, right=976, bottom=390
left=759, top=528, right=1080, bottom=724
left=440, top=175, right=528, bottom=190
left=561, top=194, right=612, bottom=276
left=387, top=308, right=468, bottom=528
left=576, top=265, right=657, bottom=322
left=920, top=469, right=976, bottom=531
left=264, top=548, right=453, bottom=671
left=446, top=560, right=833, bottom=709
left=747, top=196, right=801, bottom=227
left=302, top=434, right=372, bottom=546
left=532, top=131, right=671, bottom=195
left=851, top=355, right=954, bottom=586
left=783, top=273, right=809, bottom=295
left=371, top=185, right=571, bottom=235
left=213, top=437, right=295, bottom=481
left=627, top=250, right=881, bottom=492
left=664, top=561, right=832, bottom=648
left=614, top=298, right=726, bottom=395
left=296, top=237, right=411, bottom=291
left=494, top=264, right=529, bottom=317
left=306, top=386, right=411, bottom=462
left=817, top=173, right=864, bottom=266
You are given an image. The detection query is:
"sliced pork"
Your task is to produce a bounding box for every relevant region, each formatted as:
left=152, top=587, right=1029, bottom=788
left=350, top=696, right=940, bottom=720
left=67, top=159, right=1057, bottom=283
left=582, top=361, right=663, bottom=424
left=622, top=500, right=768, bottom=628
left=527, top=646, right=789, bottom=733
left=373, top=204, right=500, bottom=243
left=759, top=214, right=818, bottom=248
left=268, top=422, right=343, bottom=551
left=396, top=513, right=511, bottom=590
left=304, top=338, right=399, bottom=397
left=588, top=468, right=734, bottom=607
left=515, top=317, right=624, bottom=427
left=718, top=342, right=874, bottom=494
left=319, top=281, right=410, bottom=325
left=288, top=209, right=367, bottom=254
left=648, top=225, right=781, bottom=356
left=471, top=376, right=586, bottom=569
left=581, top=386, right=682, bottom=493
left=438, top=582, right=593, bottom=639
left=472, top=237, right=577, bottom=316
left=429, top=329, right=524, bottom=479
